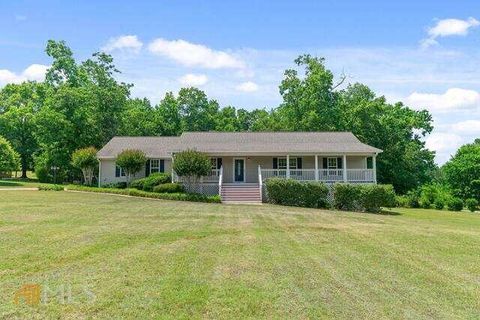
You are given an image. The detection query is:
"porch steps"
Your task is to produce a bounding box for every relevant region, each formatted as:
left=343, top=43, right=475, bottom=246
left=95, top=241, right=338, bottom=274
left=221, top=184, right=262, bottom=204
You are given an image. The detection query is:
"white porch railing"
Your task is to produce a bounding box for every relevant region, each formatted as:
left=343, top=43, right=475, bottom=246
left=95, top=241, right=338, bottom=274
left=260, top=168, right=374, bottom=183
left=218, top=166, right=223, bottom=196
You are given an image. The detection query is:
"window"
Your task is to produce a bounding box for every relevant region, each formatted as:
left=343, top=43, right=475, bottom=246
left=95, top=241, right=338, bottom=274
left=210, top=158, right=222, bottom=170
left=327, top=157, right=338, bottom=169
left=150, top=159, right=164, bottom=174
left=277, top=158, right=299, bottom=169
left=115, top=165, right=125, bottom=177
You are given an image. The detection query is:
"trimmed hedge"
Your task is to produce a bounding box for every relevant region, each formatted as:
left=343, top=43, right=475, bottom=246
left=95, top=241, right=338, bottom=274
left=265, top=178, right=329, bottom=209
left=66, top=185, right=221, bottom=203
left=39, top=184, right=64, bottom=191
left=102, top=182, right=127, bottom=189
left=334, top=183, right=395, bottom=213
left=153, top=183, right=185, bottom=194
left=130, top=173, right=172, bottom=191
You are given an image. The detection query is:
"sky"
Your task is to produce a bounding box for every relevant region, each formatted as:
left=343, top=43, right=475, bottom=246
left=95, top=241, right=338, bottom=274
left=1, top=0, right=479, bottom=164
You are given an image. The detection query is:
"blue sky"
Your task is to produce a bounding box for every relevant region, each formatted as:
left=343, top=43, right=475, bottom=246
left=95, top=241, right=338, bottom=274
left=1, top=0, right=479, bottom=164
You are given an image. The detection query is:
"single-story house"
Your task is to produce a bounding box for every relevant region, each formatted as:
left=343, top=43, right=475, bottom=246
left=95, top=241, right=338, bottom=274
left=97, top=132, right=382, bottom=203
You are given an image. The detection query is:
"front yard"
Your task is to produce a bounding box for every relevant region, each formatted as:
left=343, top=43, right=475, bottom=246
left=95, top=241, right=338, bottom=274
left=1, top=190, right=479, bottom=319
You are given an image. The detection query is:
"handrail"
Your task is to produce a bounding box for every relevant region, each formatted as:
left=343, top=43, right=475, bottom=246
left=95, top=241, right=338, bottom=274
left=218, top=165, right=223, bottom=196
left=258, top=165, right=263, bottom=202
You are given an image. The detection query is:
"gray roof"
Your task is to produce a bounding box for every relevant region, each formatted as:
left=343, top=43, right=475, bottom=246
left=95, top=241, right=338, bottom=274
left=97, top=132, right=382, bottom=158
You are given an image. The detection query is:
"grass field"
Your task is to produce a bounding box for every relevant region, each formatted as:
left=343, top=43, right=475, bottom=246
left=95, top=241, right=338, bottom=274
left=1, top=190, right=479, bottom=319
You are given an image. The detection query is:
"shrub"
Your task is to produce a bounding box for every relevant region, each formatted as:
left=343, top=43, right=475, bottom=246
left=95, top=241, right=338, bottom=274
left=130, top=173, right=172, bottom=191
left=39, top=184, right=64, bottom=191
left=102, top=182, right=127, bottom=189
left=173, top=150, right=211, bottom=190
left=265, top=178, right=329, bottom=209
left=333, top=184, right=362, bottom=211
left=421, top=200, right=431, bottom=209
left=361, top=184, right=396, bottom=213
left=0, top=135, right=20, bottom=173
left=447, top=198, right=463, bottom=211
left=334, top=184, right=395, bottom=213
left=406, top=189, right=421, bottom=208
left=395, top=195, right=409, bottom=208
left=116, top=149, right=147, bottom=186
left=465, top=198, right=478, bottom=212
left=434, top=199, right=445, bottom=210
left=66, top=185, right=221, bottom=203
left=71, top=147, right=98, bottom=185
left=153, top=183, right=185, bottom=193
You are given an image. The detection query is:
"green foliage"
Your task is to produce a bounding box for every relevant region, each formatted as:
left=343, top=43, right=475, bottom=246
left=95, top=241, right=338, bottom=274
left=38, top=184, right=64, bottom=191
left=173, top=150, right=211, bottom=179
left=67, top=185, right=221, bottom=203
left=406, top=189, right=421, bottom=208
left=116, top=149, right=147, bottom=185
left=395, top=195, right=409, bottom=208
left=361, top=184, right=396, bottom=213
left=130, top=173, right=172, bottom=191
left=442, top=139, right=480, bottom=200
left=447, top=198, right=464, bottom=212
left=102, top=182, right=127, bottom=189
left=465, top=198, right=478, bottom=212
left=153, top=183, right=185, bottom=194
left=333, top=184, right=363, bottom=211
left=71, top=147, right=98, bottom=185
left=334, top=184, right=396, bottom=213
left=0, top=135, right=20, bottom=172
left=434, top=199, right=445, bottom=210
left=265, top=178, right=329, bottom=209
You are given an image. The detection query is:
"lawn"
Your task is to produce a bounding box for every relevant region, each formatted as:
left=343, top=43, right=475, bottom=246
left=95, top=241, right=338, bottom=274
left=0, top=179, right=55, bottom=189
left=1, top=191, right=479, bottom=319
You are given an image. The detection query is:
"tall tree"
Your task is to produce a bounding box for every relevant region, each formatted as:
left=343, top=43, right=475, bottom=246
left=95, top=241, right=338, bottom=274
left=156, top=92, right=182, bottom=136
left=442, top=139, right=480, bottom=200
left=0, top=82, right=47, bottom=177
left=178, top=88, right=219, bottom=131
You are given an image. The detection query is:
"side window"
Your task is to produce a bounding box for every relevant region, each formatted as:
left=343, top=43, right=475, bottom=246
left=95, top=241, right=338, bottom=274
left=150, top=159, right=164, bottom=174
left=115, top=165, right=125, bottom=177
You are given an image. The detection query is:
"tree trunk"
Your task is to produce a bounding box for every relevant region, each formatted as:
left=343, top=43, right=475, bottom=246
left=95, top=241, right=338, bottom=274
left=21, top=156, right=28, bottom=179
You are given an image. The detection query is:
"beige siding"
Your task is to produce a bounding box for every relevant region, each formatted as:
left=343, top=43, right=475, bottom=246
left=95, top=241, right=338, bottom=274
left=99, top=158, right=172, bottom=185
left=346, top=156, right=367, bottom=169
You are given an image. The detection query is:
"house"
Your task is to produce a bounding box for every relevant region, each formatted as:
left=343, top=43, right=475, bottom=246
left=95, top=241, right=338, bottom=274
left=97, top=132, right=382, bottom=203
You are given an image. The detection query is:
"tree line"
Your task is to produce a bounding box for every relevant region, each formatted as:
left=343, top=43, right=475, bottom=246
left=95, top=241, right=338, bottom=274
left=0, top=39, right=461, bottom=195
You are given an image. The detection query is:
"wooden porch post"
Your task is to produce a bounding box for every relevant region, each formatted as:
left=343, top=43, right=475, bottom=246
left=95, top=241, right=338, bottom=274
left=314, top=155, right=319, bottom=181
left=343, top=154, right=347, bottom=183
left=286, top=154, right=290, bottom=179
left=373, top=154, right=377, bottom=184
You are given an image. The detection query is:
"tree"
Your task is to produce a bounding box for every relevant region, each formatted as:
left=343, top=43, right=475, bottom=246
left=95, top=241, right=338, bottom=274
left=156, top=92, right=182, bottom=136
left=178, top=88, right=219, bottom=131
left=442, top=139, right=480, bottom=200
left=72, top=147, right=98, bottom=185
left=172, top=150, right=211, bottom=191
left=116, top=149, right=147, bottom=186
left=0, top=82, right=47, bottom=178
left=0, top=136, right=20, bottom=174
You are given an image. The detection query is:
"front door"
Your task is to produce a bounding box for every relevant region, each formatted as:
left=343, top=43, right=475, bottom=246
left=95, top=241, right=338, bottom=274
left=234, top=158, right=245, bottom=182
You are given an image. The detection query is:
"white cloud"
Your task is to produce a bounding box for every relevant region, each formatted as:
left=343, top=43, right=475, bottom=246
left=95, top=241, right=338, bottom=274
left=421, top=17, right=479, bottom=48
left=148, top=38, right=245, bottom=69
left=235, top=81, right=259, bottom=92
left=406, top=88, right=480, bottom=112
left=0, top=64, right=49, bottom=85
left=102, top=35, right=143, bottom=53
left=178, top=74, right=208, bottom=86
left=428, top=17, right=480, bottom=38
left=426, top=132, right=463, bottom=153
left=451, top=120, right=480, bottom=135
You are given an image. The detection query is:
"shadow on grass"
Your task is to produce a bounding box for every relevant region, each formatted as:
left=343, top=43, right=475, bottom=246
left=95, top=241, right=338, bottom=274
left=0, top=181, right=23, bottom=187
left=377, top=209, right=402, bottom=216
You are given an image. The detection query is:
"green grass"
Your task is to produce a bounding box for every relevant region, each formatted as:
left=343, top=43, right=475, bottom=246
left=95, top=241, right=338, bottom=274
left=0, top=179, right=56, bottom=188
left=1, top=191, right=479, bottom=319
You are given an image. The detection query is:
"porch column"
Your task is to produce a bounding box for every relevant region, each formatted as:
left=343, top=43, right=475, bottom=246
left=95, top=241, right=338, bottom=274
left=343, top=154, right=347, bottom=183
left=286, top=154, right=290, bottom=179
left=373, top=154, right=377, bottom=184
left=314, top=155, right=319, bottom=181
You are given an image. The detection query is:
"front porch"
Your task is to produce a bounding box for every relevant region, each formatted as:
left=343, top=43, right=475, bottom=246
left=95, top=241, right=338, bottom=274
left=199, top=155, right=377, bottom=184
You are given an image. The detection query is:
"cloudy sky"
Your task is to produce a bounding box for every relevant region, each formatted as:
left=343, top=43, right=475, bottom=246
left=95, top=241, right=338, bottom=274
left=1, top=1, right=479, bottom=164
